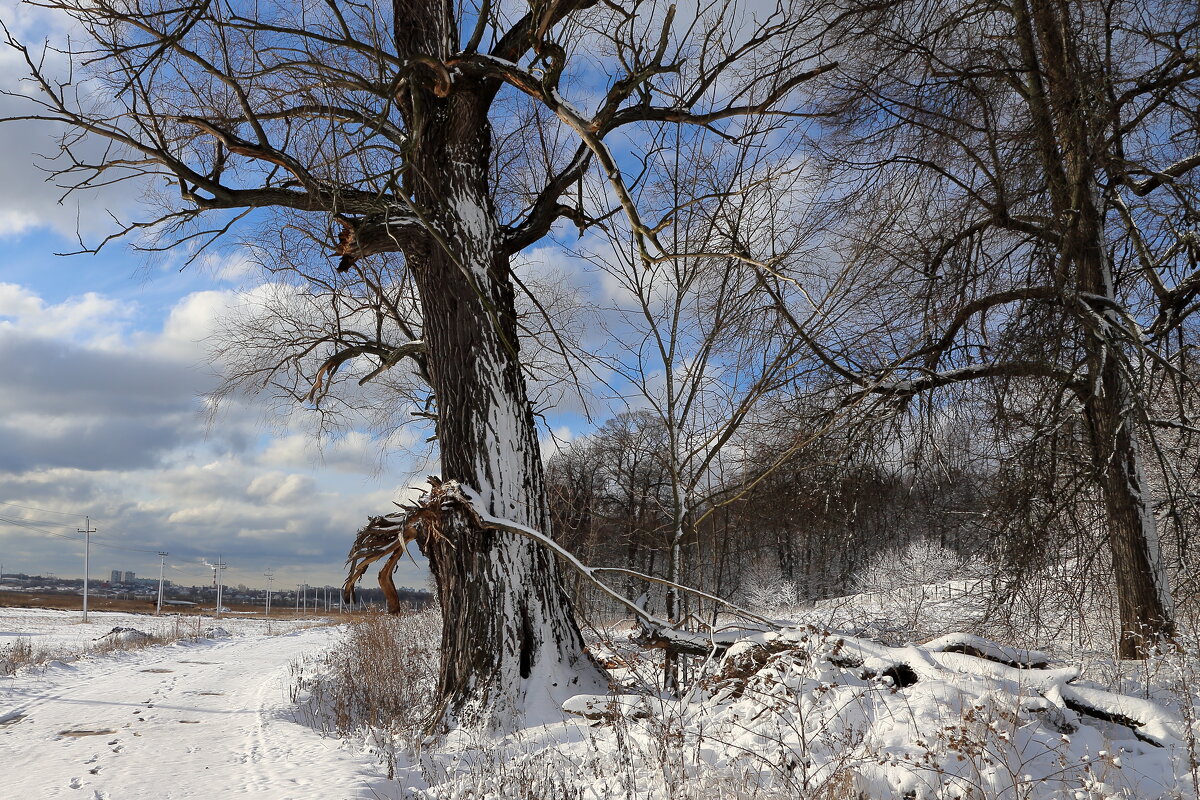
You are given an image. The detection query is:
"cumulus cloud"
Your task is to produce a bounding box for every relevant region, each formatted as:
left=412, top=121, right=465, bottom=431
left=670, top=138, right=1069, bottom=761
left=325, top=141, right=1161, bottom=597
left=0, top=282, right=427, bottom=589
left=0, top=283, right=137, bottom=347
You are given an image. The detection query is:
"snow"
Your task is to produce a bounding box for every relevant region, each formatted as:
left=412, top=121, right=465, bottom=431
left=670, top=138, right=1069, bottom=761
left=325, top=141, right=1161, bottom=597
left=5, top=604, right=1200, bottom=798
left=0, top=607, right=307, bottom=656
left=2, top=609, right=390, bottom=799
left=387, top=626, right=1191, bottom=799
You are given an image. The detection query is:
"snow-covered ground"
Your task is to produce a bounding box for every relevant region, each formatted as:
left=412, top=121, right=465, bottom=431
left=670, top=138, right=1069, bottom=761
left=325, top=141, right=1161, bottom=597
left=0, top=607, right=311, bottom=657
left=1, top=609, right=392, bottom=799
left=7, top=602, right=1200, bottom=799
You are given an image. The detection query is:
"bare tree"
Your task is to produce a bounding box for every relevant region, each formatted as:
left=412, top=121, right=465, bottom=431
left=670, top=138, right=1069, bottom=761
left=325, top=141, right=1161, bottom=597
left=2, top=0, right=836, bottom=723
left=804, top=0, right=1200, bottom=656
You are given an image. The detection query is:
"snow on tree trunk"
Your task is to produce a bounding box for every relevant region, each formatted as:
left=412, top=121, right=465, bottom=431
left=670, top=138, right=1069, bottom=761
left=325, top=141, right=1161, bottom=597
left=1020, top=0, right=1175, bottom=657
left=1076, top=224, right=1175, bottom=657
left=1070, top=181, right=1171, bottom=657
left=1091, top=376, right=1175, bottom=658
left=1072, top=194, right=1174, bottom=658
left=404, top=78, right=605, bottom=729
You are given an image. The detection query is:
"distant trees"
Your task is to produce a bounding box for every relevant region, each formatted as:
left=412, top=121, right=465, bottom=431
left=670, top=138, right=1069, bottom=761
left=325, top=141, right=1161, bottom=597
left=545, top=408, right=1000, bottom=618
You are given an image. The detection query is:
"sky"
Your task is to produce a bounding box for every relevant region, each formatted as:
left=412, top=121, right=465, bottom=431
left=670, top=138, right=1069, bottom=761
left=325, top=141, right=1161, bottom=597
left=0, top=0, right=757, bottom=594
left=0, top=237, right=439, bottom=591
left=0, top=1, right=623, bottom=595
left=0, top=2, right=430, bottom=592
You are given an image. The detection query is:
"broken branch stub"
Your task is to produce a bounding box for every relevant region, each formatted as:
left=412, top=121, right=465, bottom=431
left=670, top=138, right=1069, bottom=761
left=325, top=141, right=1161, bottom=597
left=346, top=477, right=772, bottom=642
left=343, top=487, right=444, bottom=610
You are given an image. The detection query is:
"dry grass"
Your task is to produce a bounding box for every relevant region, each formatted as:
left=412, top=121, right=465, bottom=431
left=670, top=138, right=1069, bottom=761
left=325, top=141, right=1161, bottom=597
left=0, top=623, right=182, bottom=671
left=2, top=615, right=238, bottom=675
left=291, top=609, right=440, bottom=777
left=0, top=637, right=43, bottom=674
left=0, top=589, right=363, bottom=618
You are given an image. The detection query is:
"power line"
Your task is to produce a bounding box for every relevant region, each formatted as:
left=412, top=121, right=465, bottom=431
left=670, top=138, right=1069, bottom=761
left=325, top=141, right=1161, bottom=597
left=90, top=539, right=161, bottom=555
left=0, top=515, right=78, bottom=529
left=0, top=515, right=162, bottom=553
left=0, top=500, right=88, bottom=518
left=0, top=516, right=87, bottom=541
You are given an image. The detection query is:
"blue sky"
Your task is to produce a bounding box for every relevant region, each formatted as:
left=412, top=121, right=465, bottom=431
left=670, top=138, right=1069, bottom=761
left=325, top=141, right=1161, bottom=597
left=0, top=225, right=438, bottom=591
left=0, top=0, right=739, bottom=594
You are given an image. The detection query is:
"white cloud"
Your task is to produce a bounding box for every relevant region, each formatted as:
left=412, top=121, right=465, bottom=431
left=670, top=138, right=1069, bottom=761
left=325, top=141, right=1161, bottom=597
left=0, top=281, right=428, bottom=588
left=246, top=472, right=317, bottom=506
left=150, top=288, right=240, bottom=360
left=0, top=282, right=136, bottom=347
left=206, top=251, right=260, bottom=283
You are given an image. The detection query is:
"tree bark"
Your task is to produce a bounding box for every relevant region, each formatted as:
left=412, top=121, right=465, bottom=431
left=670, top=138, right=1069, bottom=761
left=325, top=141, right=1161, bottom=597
left=396, top=2, right=605, bottom=727
left=1021, top=0, right=1175, bottom=656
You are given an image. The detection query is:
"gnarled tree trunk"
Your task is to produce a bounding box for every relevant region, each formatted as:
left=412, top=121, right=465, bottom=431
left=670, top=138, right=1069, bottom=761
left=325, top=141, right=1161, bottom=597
left=399, top=44, right=605, bottom=726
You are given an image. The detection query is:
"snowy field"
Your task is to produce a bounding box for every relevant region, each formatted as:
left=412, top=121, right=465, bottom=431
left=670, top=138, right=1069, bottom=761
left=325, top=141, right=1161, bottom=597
left=1, top=609, right=392, bottom=799
left=7, top=603, right=1200, bottom=799
left=0, top=607, right=315, bottom=656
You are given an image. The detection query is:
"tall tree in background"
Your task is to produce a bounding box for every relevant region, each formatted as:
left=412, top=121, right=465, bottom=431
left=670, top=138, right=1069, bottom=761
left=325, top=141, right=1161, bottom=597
left=584, top=126, right=817, bottom=686
left=816, top=0, right=1200, bottom=656
left=2, top=0, right=834, bottom=722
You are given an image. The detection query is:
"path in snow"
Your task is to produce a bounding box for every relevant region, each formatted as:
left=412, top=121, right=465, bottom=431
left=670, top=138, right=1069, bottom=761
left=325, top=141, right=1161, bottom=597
left=1, top=626, right=389, bottom=799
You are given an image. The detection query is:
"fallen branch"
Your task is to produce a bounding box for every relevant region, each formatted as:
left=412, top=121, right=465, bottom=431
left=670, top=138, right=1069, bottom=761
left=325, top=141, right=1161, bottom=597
left=344, top=479, right=1186, bottom=751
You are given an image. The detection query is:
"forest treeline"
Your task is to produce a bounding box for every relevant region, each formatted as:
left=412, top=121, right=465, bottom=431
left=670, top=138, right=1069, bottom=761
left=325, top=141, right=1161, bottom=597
left=546, top=397, right=1200, bottom=633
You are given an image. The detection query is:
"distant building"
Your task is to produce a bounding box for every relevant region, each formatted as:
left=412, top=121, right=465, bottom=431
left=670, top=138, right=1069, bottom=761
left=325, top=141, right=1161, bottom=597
left=110, top=570, right=122, bottom=584
left=123, top=570, right=135, bottom=583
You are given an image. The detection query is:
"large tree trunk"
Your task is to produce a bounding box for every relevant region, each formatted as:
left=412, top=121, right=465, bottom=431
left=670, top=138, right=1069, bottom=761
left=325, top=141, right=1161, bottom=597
left=1072, top=169, right=1173, bottom=660
left=1086, top=361, right=1175, bottom=658
left=1019, top=0, right=1175, bottom=657
left=396, top=5, right=605, bottom=728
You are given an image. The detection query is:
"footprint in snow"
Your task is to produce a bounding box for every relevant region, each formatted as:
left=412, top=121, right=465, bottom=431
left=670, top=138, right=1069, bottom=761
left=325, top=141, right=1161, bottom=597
left=68, top=777, right=82, bottom=789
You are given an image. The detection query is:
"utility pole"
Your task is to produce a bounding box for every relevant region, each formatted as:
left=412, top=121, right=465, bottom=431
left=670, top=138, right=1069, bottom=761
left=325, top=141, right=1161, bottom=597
left=295, top=584, right=300, bottom=615
left=77, top=516, right=96, bottom=623
left=212, top=556, right=227, bottom=619
left=264, top=569, right=274, bottom=617
left=155, top=552, right=168, bottom=615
